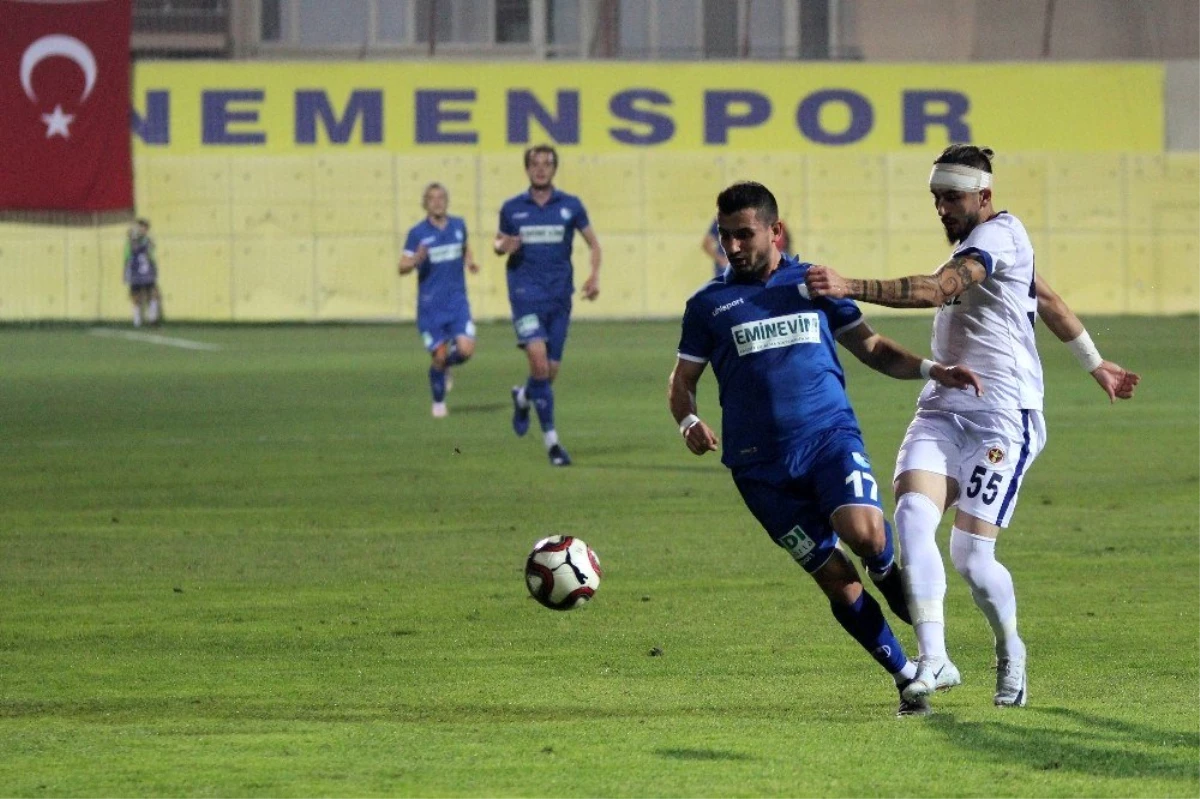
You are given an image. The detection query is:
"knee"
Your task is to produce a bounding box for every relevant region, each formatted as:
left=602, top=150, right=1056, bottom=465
left=949, top=528, right=994, bottom=583
left=832, top=508, right=885, bottom=557
left=457, top=339, right=475, bottom=360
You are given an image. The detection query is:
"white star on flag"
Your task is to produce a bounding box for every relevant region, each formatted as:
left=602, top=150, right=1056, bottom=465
left=41, top=104, right=75, bottom=138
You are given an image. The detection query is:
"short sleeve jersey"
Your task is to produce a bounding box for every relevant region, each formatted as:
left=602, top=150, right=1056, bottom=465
left=497, top=189, right=590, bottom=309
left=403, top=216, right=471, bottom=320
left=920, top=212, right=1043, bottom=412
left=677, top=256, right=866, bottom=468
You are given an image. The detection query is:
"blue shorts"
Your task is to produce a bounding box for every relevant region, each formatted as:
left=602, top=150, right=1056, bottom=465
left=419, top=311, right=475, bottom=352
left=511, top=302, right=572, bottom=363
left=731, top=428, right=884, bottom=574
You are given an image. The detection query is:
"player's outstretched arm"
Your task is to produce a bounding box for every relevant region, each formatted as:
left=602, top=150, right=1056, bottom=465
left=806, top=256, right=988, bottom=308
left=1035, top=274, right=1141, bottom=402
left=836, top=321, right=984, bottom=395
left=668, top=358, right=719, bottom=456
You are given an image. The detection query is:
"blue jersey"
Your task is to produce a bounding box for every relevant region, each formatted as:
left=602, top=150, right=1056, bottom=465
left=497, top=189, right=590, bottom=309
left=403, top=216, right=471, bottom=321
left=677, top=256, right=866, bottom=468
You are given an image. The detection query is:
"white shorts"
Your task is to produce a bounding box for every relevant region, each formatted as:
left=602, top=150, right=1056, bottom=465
left=894, top=408, right=1046, bottom=528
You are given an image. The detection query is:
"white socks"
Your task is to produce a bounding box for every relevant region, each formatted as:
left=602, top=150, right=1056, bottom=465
left=950, top=527, right=1025, bottom=661
left=132, top=306, right=143, bottom=327
left=896, top=491, right=947, bottom=659
left=148, top=298, right=160, bottom=323
left=543, top=430, right=559, bottom=449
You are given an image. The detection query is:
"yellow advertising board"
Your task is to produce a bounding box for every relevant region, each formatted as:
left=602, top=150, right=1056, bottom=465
left=132, top=61, right=1163, bottom=155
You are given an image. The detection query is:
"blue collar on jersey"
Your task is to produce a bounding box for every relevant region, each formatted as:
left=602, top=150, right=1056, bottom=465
left=520, top=188, right=565, bottom=206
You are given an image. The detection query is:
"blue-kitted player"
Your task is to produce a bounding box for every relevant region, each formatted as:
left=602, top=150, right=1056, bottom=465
left=398, top=183, right=478, bottom=419
left=668, top=182, right=983, bottom=716
left=494, top=144, right=602, bottom=467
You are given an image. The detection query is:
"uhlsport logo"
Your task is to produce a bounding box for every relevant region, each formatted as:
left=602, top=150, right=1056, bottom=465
left=730, top=312, right=819, bottom=355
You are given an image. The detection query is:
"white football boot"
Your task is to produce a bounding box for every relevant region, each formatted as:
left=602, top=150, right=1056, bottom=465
left=901, top=656, right=962, bottom=702
left=431, top=401, right=448, bottom=418
left=994, top=657, right=1028, bottom=707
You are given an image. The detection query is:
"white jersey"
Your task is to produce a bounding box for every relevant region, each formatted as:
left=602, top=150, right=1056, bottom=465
left=919, top=212, right=1043, bottom=412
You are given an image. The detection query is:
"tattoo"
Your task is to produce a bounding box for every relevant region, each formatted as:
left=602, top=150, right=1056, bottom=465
left=937, top=256, right=982, bottom=300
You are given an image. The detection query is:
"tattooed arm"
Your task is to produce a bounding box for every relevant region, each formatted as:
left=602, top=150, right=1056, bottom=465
left=805, top=256, right=989, bottom=308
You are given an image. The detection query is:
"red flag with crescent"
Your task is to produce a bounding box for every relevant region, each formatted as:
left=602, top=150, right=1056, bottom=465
left=0, top=0, right=133, bottom=211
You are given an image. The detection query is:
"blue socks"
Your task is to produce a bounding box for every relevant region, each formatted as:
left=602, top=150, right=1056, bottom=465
left=830, top=590, right=909, bottom=674
left=429, top=366, right=447, bottom=402
left=861, top=519, right=897, bottom=576
left=525, top=377, right=554, bottom=432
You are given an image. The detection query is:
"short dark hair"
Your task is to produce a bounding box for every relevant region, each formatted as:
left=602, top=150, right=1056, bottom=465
left=934, top=144, right=994, bottom=173
left=716, top=181, right=778, bottom=226
left=135, top=218, right=150, bottom=227
left=524, top=144, right=558, bottom=168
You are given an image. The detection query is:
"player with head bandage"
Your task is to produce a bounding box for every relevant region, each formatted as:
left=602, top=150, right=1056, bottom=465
left=804, top=144, right=1140, bottom=710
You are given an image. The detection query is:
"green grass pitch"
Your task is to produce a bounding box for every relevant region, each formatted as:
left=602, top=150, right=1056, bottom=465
left=0, top=315, right=1196, bottom=797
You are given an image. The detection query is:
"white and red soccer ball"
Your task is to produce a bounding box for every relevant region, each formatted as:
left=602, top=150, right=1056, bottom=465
left=524, top=535, right=602, bottom=610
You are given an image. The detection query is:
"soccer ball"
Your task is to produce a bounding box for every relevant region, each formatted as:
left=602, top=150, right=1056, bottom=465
left=524, top=535, right=602, bottom=611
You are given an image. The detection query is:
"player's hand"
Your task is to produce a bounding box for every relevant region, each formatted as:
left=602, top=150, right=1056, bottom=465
left=682, top=418, right=719, bottom=456
left=466, top=260, right=479, bottom=274
left=493, top=234, right=521, bottom=255
left=1091, top=360, right=1140, bottom=403
left=805, top=265, right=850, bottom=299
left=581, top=274, right=600, bottom=301
left=931, top=363, right=984, bottom=397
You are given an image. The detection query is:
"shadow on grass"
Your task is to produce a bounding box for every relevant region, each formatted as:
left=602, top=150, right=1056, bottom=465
left=922, top=705, right=1198, bottom=782
left=654, top=747, right=754, bottom=762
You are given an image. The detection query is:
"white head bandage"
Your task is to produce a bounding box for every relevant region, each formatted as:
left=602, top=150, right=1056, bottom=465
left=929, top=163, right=992, bottom=192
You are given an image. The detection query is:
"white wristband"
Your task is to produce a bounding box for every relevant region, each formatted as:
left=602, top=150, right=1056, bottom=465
left=678, top=414, right=701, bottom=436
left=1066, top=330, right=1103, bottom=372
left=919, top=359, right=935, bottom=380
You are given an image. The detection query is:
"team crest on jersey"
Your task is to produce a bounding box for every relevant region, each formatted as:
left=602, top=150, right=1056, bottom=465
left=852, top=452, right=871, bottom=470
left=987, top=447, right=1005, bottom=464
left=455, top=229, right=463, bottom=241
left=560, top=207, right=572, bottom=220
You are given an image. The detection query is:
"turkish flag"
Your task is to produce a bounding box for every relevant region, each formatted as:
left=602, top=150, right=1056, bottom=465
left=0, top=0, right=133, bottom=211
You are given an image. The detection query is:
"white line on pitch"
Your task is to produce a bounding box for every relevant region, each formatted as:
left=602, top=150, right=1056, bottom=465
left=87, top=328, right=223, bottom=351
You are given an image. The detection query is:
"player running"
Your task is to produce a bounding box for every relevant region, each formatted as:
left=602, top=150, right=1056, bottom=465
left=805, top=144, right=1140, bottom=709
left=398, top=183, right=478, bottom=418
left=670, top=181, right=983, bottom=716
left=494, top=144, right=602, bottom=466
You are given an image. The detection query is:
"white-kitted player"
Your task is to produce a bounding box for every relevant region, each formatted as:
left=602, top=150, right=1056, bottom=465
left=803, top=144, right=1140, bottom=710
